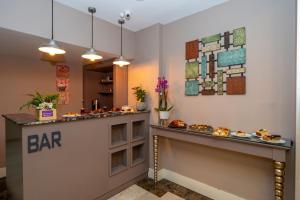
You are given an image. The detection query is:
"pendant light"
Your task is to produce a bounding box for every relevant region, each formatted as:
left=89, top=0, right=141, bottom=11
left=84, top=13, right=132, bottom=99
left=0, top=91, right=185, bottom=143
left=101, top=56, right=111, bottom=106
left=81, top=7, right=103, bottom=61
left=113, top=19, right=130, bottom=67
left=38, top=0, right=65, bottom=56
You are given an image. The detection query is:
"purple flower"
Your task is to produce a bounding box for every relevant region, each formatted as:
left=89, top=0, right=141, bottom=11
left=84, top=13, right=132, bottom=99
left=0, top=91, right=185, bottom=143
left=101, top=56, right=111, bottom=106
left=155, top=77, right=168, bottom=93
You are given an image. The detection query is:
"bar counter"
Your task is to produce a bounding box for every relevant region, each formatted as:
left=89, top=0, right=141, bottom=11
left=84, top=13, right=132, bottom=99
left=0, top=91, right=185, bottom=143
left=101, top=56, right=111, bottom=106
left=3, top=111, right=150, bottom=200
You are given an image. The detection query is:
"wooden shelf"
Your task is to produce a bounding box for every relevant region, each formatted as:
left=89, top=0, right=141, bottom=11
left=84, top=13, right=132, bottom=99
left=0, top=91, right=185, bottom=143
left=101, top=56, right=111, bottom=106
left=99, top=92, right=113, bottom=95
left=100, top=80, right=113, bottom=84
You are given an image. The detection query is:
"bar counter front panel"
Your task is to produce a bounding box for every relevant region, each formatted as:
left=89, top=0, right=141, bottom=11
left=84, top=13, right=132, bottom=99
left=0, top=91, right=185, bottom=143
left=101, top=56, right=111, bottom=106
left=4, top=112, right=149, bottom=200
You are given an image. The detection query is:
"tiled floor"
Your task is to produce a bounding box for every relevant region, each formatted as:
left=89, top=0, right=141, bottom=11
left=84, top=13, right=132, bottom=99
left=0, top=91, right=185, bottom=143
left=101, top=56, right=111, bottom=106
left=108, top=185, right=184, bottom=200
left=137, top=178, right=212, bottom=200
left=110, top=178, right=212, bottom=200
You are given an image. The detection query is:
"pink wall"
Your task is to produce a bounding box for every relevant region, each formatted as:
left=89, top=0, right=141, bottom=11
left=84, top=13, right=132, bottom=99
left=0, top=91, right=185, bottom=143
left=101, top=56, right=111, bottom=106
left=126, top=0, right=297, bottom=199
left=160, top=0, right=296, bottom=199
left=0, top=55, right=83, bottom=167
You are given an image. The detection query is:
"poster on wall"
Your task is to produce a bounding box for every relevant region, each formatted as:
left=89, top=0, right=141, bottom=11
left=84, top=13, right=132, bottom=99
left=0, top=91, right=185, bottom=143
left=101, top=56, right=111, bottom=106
left=56, top=64, right=70, bottom=105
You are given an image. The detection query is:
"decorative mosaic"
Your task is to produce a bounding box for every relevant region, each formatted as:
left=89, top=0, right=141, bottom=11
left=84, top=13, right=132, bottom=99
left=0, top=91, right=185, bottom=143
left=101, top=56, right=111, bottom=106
left=185, top=80, right=199, bottom=96
left=233, top=27, right=246, bottom=47
left=184, top=27, right=246, bottom=96
left=185, top=61, right=199, bottom=79
left=217, top=48, right=246, bottom=67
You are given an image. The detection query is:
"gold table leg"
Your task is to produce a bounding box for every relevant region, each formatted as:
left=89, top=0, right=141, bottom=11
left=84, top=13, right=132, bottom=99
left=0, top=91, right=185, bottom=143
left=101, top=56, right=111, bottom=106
left=274, top=161, right=285, bottom=200
left=153, top=135, right=159, bottom=184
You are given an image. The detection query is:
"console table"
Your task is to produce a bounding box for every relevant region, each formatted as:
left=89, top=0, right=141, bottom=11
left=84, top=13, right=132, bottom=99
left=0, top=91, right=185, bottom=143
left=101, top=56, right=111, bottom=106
left=151, top=125, right=293, bottom=200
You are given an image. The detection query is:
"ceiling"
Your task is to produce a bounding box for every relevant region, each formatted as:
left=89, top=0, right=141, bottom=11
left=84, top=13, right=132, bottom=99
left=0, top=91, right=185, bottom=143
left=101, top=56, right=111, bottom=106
left=55, top=0, right=229, bottom=31
left=0, top=28, right=115, bottom=65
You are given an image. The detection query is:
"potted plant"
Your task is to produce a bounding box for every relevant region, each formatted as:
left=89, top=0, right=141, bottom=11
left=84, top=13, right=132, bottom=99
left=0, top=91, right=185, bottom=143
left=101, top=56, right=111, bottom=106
left=155, top=77, right=173, bottom=120
left=132, top=86, right=147, bottom=111
left=20, top=92, right=59, bottom=121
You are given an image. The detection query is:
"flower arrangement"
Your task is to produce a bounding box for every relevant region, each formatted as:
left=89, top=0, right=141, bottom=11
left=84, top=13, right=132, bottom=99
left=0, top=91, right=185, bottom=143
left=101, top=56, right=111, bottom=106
left=132, top=86, right=146, bottom=102
left=20, top=92, right=59, bottom=110
left=155, top=77, right=173, bottom=112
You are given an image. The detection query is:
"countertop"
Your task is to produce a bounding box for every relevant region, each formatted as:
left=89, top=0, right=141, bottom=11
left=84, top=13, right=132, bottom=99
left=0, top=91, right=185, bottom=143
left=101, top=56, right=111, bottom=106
left=151, top=124, right=293, bottom=150
left=2, top=111, right=150, bottom=127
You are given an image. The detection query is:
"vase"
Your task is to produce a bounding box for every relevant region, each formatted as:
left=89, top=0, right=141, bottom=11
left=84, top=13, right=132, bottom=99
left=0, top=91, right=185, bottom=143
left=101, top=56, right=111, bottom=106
left=159, top=111, right=170, bottom=120
left=36, top=109, right=57, bottom=121
left=136, top=101, right=146, bottom=111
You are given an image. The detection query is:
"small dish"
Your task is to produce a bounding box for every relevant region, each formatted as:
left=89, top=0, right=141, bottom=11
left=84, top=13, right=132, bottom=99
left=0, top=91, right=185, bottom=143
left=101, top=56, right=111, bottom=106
left=251, top=132, right=261, bottom=138
left=231, top=132, right=251, bottom=138
left=259, top=137, right=286, bottom=144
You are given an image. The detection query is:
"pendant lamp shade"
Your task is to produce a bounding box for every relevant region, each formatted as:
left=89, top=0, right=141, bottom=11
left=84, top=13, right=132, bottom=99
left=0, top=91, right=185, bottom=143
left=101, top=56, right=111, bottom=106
left=113, top=19, right=130, bottom=67
left=38, top=0, right=65, bottom=56
left=82, top=48, right=102, bottom=61
left=113, top=56, right=130, bottom=67
left=81, top=7, right=102, bottom=61
left=39, top=39, right=66, bottom=56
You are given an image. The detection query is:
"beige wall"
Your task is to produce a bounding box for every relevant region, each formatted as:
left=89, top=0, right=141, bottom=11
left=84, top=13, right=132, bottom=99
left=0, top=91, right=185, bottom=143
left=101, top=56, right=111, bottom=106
left=160, top=0, right=296, bottom=199
left=296, top=0, right=300, bottom=197
left=133, top=0, right=296, bottom=199
left=0, top=0, right=135, bottom=59
left=128, top=24, right=162, bottom=124
left=0, top=55, right=83, bottom=167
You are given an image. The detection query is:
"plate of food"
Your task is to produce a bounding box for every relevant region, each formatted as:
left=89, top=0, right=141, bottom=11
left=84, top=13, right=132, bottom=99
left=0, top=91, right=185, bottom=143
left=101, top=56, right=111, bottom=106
left=188, top=124, right=213, bottom=133
left=231, top=130, right=251, bottom=138
left=251, top=129, right=270, bottom=138
left=168, top=120, right=187, bottom=129
left=213, top=127, right=230, bottom=137
left=62, top=112, right=81, bottom=118
left=259, top=135, right=286, bottom=144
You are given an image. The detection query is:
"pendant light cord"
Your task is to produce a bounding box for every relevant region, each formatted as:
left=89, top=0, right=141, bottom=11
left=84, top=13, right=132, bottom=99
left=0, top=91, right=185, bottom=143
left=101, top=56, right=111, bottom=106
left=91, top=11, right=94, bottom=48
left=51, top=0, right=54, bottom=40
left=121, top=23, right=123, bottom=56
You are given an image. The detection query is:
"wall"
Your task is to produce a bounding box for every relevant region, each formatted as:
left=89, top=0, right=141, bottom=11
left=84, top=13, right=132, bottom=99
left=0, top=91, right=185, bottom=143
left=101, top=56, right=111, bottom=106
left=0, top=0, right=135, bottom=59
left=0, top=55, right=83, bottom=167
left=158, top=0, right=296, bottom=199
left=296, top=0, right=300, bottom=197
left=128, top=24, right=162, bottom=124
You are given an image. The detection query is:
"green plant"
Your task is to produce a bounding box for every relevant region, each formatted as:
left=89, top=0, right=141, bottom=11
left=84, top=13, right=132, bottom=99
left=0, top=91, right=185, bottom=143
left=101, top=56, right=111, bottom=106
left=132, top=86, right=146, bottom=102
left=20, top=92, right=59, bottom=110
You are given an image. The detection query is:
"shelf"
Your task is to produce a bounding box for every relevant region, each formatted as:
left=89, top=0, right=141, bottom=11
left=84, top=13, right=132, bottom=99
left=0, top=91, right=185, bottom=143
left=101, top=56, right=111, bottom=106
left=110, top=123, right=128, bottom=148
left=110, top=148, right=128, bottom=176
left=132, top=120, right=146, bottom=142
left=99, top=92, right=113, bottom=95
left=100, top=80, right=113, bottom=84
left=131, top=142, right=145, bottom=167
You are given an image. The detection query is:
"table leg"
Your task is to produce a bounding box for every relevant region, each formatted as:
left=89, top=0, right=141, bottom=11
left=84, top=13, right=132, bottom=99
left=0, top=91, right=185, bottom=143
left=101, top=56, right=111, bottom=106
left=274, top=161, right=285, bottom=200
left=153, top=135, right=159, bottom=184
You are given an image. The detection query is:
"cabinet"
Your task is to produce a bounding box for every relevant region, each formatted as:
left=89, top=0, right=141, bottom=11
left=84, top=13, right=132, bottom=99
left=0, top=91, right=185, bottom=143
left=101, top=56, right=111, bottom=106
left=83, top=60, right=128, bottom=111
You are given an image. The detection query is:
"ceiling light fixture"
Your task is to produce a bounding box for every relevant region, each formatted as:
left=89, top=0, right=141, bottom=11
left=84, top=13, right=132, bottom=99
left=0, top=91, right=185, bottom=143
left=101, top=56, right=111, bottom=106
left=82, top=7, right=103, bottom=62
left=113, top=16, right=130, bottom=67
left=38, top=0, right=66, bottom=56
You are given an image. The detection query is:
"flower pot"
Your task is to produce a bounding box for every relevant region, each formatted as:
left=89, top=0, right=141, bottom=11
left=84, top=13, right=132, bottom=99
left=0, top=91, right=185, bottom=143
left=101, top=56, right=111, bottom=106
left=136, top=101, right=147, bottom=111
left=159, top=111, right=170, bottom=120
left=36, top=109, right=57, bottom=121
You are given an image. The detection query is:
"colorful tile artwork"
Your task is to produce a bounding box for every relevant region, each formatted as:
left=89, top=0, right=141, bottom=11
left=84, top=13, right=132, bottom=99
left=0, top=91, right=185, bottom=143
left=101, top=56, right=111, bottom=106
left=233, top=27, right=246, bottom=47
left=202, top=43, right=221, bottom=53
left=184, top=27, right=246, bottom=96
left=185, top=80, right=199, bottom=96
left=201, top=56, right=207, bottom=79
left=185, top=61, right=199, bottom=79
left=217, top=48, right=246, bottom=67
left=201, top=34, right=221, bottom=44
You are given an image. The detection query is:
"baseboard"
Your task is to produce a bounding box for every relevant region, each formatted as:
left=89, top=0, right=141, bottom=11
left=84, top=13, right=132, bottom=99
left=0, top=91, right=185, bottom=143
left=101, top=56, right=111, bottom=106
left=148, top=168, right=245, bottom=200
left=0, top=167, right=6, bottom=178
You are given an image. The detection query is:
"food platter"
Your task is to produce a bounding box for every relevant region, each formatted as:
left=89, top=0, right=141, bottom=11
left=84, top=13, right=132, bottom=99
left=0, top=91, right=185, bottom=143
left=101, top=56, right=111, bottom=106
left=230, top=131, right=251, bottom=138
left=259, top=137, right=286, bottom=144
left=188, top=124, right=213, bottom=134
